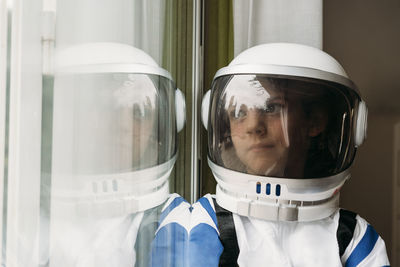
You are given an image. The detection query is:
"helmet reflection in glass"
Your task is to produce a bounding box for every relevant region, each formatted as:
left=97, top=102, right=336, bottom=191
left=202, top=43, right=366, bottom=221
left=51, top=42, right=185, bottom=216
left=46, top=42, right=186, bottom=267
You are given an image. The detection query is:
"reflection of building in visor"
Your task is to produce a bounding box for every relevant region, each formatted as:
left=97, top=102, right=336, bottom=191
left=210, top=74, right=358, bottom=179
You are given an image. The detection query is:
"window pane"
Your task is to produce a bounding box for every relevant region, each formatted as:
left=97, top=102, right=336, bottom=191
left=3, top=0, right=194, bottom=266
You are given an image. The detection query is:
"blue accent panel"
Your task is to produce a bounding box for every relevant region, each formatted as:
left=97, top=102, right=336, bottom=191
left=345, top=225, right=379, bottom=267
left=150, top=223, right=223, bottom=267
left=189, top=223, right=223, bottom=267
left=276, top=184, right=281, bottom=196
left=150, top=222, right=188, bottom=267
left=198, top=197, right=218, bottom=228
left=266, top=183, right=271, bottom=195
left=256, top=183, right=261, bottom=194
left=159, top=197, right=186, bottom=225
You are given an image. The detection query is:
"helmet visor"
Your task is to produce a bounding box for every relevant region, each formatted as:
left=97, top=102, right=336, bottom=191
left=208, top=74, right=359, bottom=178
left=52, top=73, right=177, bottom=175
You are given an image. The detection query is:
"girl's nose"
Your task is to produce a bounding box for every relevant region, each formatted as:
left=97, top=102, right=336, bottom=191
left=245, top=109, right=266, bottom=136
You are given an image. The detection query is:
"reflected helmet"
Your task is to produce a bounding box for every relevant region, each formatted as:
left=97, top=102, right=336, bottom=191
left=201, top=43, right=367, bottom=221
left=51, top=42, right=186, bottom=217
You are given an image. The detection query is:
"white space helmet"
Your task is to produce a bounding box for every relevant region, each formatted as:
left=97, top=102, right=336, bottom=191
left=51, top=42, right=185, bottom=218
left=201, top=43, right=367, bottom=222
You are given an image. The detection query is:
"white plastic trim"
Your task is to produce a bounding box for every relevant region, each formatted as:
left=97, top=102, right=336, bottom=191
left=54, top=42, right=174, bottom=80
left=209, top=158, right=349, bottom=221
left=209, top=158, right=349, bottom=201
left=201, top=90, right=211, bottom=130
left=55, top=42, right=158, bottom=68
left=355, top=100, right=368, bottom=147
left=55, top=63, right=173, bottom=80
left=51, top=155, right=177, bottom=218
left=216, top=185, right=340, bottom=222
left=175, top=88, right=186, bottom=133
left=214, top=64, right=358, bottom=94
left=230, top=43, right=349, bottom=78
left=52, top=178, right=170, bottom=219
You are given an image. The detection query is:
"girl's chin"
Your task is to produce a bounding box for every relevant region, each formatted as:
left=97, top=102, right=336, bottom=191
left=247, top=165, right=281, bottom=176
left=247, top=158, right=289, bottom=176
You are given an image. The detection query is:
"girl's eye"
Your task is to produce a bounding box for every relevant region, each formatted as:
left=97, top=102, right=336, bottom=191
left=236, top=109, right=247, bottom=118
left=229, top=108, right=247, bottom=119
left=265, top=103, right=283, bottom=114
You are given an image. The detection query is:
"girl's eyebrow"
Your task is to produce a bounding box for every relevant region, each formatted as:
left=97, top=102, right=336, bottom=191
left=265, top=96, right=285, bottom=102
left=227, top=96, right=284, bottom=109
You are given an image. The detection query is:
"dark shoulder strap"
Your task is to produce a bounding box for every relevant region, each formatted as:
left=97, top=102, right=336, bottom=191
left=212, top=198, right=240, bottom=267
left=337, top=209, right=357, bottom=257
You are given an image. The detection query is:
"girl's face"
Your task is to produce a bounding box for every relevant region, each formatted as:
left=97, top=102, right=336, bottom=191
left=228, top=87, right=290, bottom=176
left=118, top=103, right=156, bottom=166
left=113, top=76, right=159, bottom=170
left=227, top=79, right=319, bottom=177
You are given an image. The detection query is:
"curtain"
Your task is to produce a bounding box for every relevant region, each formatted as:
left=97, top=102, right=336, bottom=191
left=233, top=0, right=322, bottom=56
left=56, top=0, right=166, bottom=64
left=162, top=0, right=194, bottom=200
left=202, top=0, right=234, bottom=195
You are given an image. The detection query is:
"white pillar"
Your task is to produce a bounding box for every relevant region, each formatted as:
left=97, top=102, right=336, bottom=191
left=6, top=0, right=43, bottom=265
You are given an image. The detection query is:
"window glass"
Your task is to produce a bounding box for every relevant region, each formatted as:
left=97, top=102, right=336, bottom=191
left=1, top=0, right=194, bottom=265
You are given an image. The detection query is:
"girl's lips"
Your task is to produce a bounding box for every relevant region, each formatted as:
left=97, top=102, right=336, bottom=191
left=248, top=143, right=274, bottom=151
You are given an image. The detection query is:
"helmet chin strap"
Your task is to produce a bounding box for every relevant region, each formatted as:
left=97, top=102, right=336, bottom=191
left=209, top=158, right=349, bottom=222
left=51, top=155, right=176, bottom=219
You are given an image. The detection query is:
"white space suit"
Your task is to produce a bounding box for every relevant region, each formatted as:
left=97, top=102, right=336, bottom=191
left=192, top=194, right=389, bottom=267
